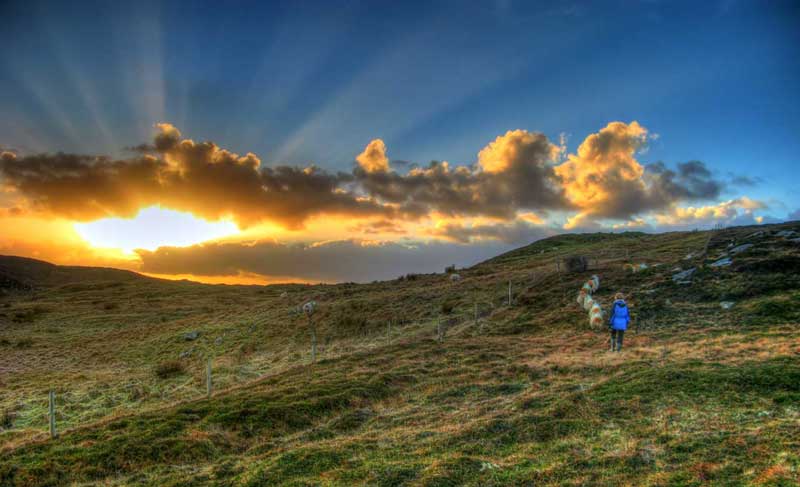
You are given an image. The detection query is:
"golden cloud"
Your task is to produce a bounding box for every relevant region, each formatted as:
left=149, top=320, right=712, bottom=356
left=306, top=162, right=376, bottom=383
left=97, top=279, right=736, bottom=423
left=355, top=139, right=390, bottom=173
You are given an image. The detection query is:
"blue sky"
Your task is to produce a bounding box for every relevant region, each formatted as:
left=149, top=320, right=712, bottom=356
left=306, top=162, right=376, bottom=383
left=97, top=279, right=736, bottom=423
left=0, top=0, right=798, bottom=281
left=2, top=1, right=797, bottom=183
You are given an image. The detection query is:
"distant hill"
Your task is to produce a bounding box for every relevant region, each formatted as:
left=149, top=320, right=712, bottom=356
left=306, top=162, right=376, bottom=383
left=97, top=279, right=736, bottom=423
left=0, top=255, right=146, bottom=291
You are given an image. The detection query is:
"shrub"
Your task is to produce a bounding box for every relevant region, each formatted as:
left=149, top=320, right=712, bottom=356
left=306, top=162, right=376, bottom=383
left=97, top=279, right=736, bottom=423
left=154, top=360, right=186, bottom=379
left=441, top=299, right=457, bottom=315
left=445, top=264, right=456, bottom=274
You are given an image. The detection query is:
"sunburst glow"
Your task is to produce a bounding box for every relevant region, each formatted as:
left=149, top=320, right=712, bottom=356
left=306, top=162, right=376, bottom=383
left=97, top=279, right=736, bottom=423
left=74, top=207, right=239, bottom=252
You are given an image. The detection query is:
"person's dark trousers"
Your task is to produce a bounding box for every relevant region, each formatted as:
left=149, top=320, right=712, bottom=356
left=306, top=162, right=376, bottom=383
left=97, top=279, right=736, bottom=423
left=610, top=329, right=624, bottom=351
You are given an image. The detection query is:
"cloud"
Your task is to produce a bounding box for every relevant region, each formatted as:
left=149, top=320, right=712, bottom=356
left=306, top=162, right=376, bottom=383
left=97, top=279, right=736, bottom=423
left=0, top=121, right=733, bottom=236
left=555, top=121, right=725, bottom=225
left=354, top=130, right=570, bottom=220
left=729, top=174, right=761, bottom=187
left=653, top=197, right=768, bottom=229
left=136, top=238, right=508, bottom=283
left=0, top=124, right=388, bottom=229
left=355, top=139, right=390, bottom=173
left=426, top=217, right=556, bottom=244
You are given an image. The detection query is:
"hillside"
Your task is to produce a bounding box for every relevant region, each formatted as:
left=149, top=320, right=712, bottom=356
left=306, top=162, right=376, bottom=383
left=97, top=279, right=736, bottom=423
left=1, top=223, right=799, bottom=486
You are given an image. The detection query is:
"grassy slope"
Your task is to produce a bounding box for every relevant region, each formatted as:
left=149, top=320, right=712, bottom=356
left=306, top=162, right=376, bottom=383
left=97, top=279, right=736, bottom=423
left=1, top=224, right=799, bottom=486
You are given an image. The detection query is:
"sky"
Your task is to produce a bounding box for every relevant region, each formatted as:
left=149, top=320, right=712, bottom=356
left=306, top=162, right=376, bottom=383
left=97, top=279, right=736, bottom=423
left=0, top=0, right=798, bottom=284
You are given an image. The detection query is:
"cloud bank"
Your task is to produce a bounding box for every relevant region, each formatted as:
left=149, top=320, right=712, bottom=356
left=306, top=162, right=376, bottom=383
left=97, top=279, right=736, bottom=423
left=0, top=121, right=735, bottom=232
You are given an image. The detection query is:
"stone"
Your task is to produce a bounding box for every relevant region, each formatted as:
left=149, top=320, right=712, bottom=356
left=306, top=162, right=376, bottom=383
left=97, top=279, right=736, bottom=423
left=183, top=331, right=200, bottom=341
left=729, top=244, right=753, bottom=255
left=672, top=267, right=696, bottom=282
left=776, top=230, right=797, bottom=238
left=745, top=231, right=765, bottom=240
left=214, top=337, right=223, bottom=346
left=720, top=301, right=735, bottom=310
left=179, top=350, right=192, bottom=358
left=683, top=252, right=695, bottom=260
left=710, top=257, right=732, bottom=267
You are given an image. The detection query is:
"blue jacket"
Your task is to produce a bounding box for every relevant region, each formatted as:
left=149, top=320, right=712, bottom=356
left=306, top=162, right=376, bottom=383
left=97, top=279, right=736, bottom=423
left=609, top=299, right=630, bottom=330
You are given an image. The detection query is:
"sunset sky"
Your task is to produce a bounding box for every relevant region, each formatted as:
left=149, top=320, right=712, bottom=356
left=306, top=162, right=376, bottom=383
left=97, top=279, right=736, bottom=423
left=1, top=0, right=798, bottom=284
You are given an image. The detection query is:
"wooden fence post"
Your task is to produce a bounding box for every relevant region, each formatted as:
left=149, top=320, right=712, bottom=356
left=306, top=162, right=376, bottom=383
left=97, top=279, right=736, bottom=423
left=437, top=318, right=443, bottom=342
left=508, top=281, right=512, bottom=306
left=206, top=358, right=213, bottom=398
left=309, top=315, right=317, bottom=363
left=48, top=390, right=57, bottom=439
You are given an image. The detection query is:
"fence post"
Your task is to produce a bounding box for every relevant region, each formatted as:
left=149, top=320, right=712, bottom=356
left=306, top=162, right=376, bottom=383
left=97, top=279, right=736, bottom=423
left=474, top=300, right=478, bottom=325
left=437, top=318, right=443, bottom=342
left=205, top=358, right=213, bottom=398
left=508, top=281, right=512, bottom=306
left=48, top=390, right=57, bottom=439
left=387, top=319, right=392, bottom=340
left=310, top=317, right=317, bottom=363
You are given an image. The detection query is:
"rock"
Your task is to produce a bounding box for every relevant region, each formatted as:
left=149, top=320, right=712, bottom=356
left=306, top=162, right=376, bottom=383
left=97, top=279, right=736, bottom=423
left=676, top=280, right=692, bottom=285
left=710, top=257, right=732, bottom=267
left=745, top=231, right=765, bottom=240
left=671, top=267, right=683, bottom=273
left=179, top=350, right=192, bottom=358
left=672, top=267, right=696, bottom=282
left=720, top=301, right=735, bottom=310
left=729, top=244, right=753, bottom=255
left=564, top=255, right=589, bottom=273
left=449, top=273, right=462, bottom=282
left=183, top=331, right=200, bottom=341
left=776, top=230, right=797, bottom=238
left=683, top=252, right=695, bottom=260
left=214, top=337, right=223, bottom=346
left=280, top=291, right=288, bottom=298
left=789, top=238, right=800, bottom=244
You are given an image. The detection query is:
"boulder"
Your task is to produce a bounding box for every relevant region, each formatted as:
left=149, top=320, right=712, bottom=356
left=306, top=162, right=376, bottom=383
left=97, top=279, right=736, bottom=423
left=183, top=331, right=200, bottom=341
left=672, top=267, right=696, bottom=282
left=720, top=301, right=735, bottom=310
left=745, top=230, right=765, bottom=240
left=564, top=255, right=588, bottom=273
left=710, top=257, right=732, bottom=267
left=776, top=230, right=797, bottom=238
left=729, top=244, right=753, bottom=255
left=214, top=337, right=223, bottom=346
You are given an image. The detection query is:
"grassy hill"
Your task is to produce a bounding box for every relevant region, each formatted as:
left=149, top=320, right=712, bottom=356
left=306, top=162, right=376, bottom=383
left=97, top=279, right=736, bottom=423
left=0, top=223, right=799, bottom=486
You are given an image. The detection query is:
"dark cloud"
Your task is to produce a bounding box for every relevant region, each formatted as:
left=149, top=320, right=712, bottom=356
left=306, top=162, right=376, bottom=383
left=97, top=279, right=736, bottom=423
left=645, top=160, right=724, bottom=205
left=0, top=125, right=387, bottom=228
left=729, top=174, right=761, bottom=187
left=426, top=219, right=557, bottom=244
left=354, top=130, right=571, bottom=219
left=136, top=239, right=508, bottom=282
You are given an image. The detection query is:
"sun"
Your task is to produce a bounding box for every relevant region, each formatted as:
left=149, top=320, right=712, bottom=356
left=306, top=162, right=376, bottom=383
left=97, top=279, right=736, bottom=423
left=74, top=206, right=239, bottom=253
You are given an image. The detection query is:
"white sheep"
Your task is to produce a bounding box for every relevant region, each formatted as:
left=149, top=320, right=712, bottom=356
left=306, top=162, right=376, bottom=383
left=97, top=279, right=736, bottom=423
left=577, top=291, right=587, bottom=306
left=302, top=301, right=317, bottom=316
left=591, top=275, right=600, bottom=292
left=449, top=273, right=462, bottom=282
left=583, top=296, right=594, bottom=311
left=589, top=309, right=604, bottom=328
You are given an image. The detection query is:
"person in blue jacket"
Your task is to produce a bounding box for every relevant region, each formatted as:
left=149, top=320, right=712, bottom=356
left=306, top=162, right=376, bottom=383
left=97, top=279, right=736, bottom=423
left=608, top=292, right=630, bottom=352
